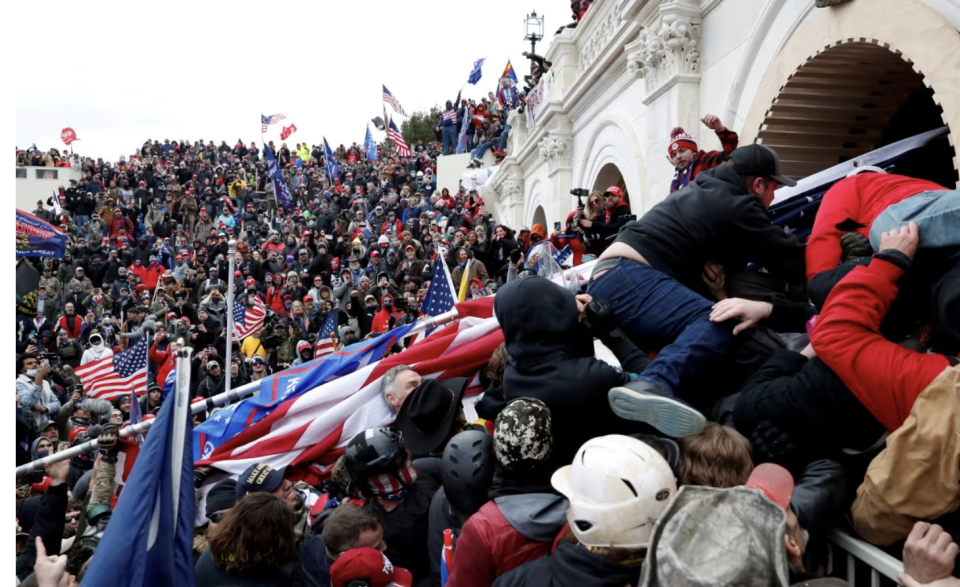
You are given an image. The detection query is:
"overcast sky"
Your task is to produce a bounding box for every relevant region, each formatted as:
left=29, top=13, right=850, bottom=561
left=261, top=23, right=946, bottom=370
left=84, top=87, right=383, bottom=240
left=15, top=0, right=571, bottom=161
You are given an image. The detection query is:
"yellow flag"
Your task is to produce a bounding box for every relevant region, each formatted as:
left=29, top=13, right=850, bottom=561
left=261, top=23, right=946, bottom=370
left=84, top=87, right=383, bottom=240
left=458, top=260, right=471, bottom=302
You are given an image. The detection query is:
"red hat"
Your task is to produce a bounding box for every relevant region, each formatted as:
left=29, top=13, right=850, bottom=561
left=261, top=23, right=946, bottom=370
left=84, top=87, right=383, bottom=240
left=135, top=284, right=146, bottom=292
left=330, top=548, right=413, bottom=587
left=69, top=427, right=88, bottom=444
left=370, top=250, right=380, bottom=258
left=245, top=277, right=257, bottom=287
left=234, top=270, right=242, bottom=277
left=667, top=127, right=697, bottom=155
left=167, top=311, right=177, bottom=320
left=303, top=295, right=313, bottom=302
left=404, top=244, right=415, bottom=251
left=604, top=186, right=624, bottom=199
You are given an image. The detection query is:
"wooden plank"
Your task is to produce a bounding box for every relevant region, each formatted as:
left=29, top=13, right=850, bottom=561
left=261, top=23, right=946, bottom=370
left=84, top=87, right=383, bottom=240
left=768, top=103, right=900, bottom=115
left=773, top=94, right=910, bottom=107
left=755, top=144, right=879, bottom=160
left=796, top=64, right=915, bottom=76
left=777, top=87, right=914, bottom=100
left=758, top=128, right=883, bottom=140
left=781, top=78, right=924, bottom=92
left=761, top=118, right=887, bottom=130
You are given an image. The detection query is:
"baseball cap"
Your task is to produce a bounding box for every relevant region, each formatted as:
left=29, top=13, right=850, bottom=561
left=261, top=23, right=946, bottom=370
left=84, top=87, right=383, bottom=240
left=330, top=547, right=413, bottom=587
left=493, top=397, right=553, bottom=470
left=727, top=144, right=797, bottom=187
left=236, top=463, right=286, bottom=499
left=603, top=186, right=623, bottom=198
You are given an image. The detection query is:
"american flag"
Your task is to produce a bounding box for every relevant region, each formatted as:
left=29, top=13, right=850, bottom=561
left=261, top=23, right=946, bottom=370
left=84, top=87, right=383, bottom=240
left=261, top=113, right=287, bottom=133
left=408, top=259, right=458, bottom=346
left=382, top=85, right=408, bottom=117
left=314, top=308, right=340, bottom=358
left=195, top=298, right=501, bottom=487
left=75, top=337, right=148, bottom=401
left=232, top=296, right=266, bottom=342
left=387, top=119, right=411, bottom=157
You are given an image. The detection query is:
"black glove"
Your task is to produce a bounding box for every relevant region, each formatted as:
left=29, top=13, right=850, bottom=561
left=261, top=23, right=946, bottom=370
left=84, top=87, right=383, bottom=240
left=509, top=248, right=522, bottom=264
left=97, top=424, right=120, bottom=463
left=585, top=297, right=620, bottom=338
left=194, top=466, right=211, bottom=489
left=840, top=232, right=873, bottom=262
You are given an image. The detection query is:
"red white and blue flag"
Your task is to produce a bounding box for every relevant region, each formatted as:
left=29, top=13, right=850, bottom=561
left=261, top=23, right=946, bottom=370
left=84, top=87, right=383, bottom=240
left=388, top=119, right=411, bottom=157
left=261, top=113, right=287, bottom=133
left=382, top=85, right=408, bottom=117
left=314, top=308, right=340, bottom=358
left=409, top=258, right=459, bottom=346
left=232, top=296, right=266, bottom=343
left=75, top=337, right=148, bottom=401
left=195, top=299, right=501, bottom=487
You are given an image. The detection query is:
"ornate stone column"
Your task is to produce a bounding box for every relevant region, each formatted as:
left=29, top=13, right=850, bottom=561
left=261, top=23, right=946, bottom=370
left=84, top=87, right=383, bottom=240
left=623, top=0, right=702, bottom=203
left=538, top=123, right=575, bottom=225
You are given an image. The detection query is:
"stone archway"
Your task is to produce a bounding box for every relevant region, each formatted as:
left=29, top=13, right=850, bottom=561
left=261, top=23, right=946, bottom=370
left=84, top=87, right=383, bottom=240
left=531, top=206, right=548, bottom=231
left=591, top=163, right=631, bottom=212
left=753, top=40, right=956, bottom=186
left=737, top=0, right=960, bottom=184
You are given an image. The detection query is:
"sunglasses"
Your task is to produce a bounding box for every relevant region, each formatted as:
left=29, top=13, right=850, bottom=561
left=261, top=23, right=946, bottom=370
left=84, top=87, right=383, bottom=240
left=65, top=513, right=81, bottom=523
left=208, top=512, right=227, bottom=524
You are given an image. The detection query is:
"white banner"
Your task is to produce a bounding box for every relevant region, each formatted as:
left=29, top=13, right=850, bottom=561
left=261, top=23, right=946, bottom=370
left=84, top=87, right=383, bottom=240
left=461, top=165, right=500, bottom=191
left=525, top=69, right=556, bottom=130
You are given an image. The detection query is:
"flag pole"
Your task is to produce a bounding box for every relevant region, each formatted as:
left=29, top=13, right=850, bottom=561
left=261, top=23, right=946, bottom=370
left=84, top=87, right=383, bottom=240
left=224, top=239, right=237, bottom=398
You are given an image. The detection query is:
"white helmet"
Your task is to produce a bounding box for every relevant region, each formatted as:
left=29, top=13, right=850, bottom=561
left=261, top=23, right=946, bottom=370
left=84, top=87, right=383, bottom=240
left=552, top=435, right=677, bottom=549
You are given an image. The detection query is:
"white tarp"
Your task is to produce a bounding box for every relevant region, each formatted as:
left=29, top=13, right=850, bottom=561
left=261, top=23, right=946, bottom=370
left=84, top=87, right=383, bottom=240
left=461, top=164, right=500, bottom=191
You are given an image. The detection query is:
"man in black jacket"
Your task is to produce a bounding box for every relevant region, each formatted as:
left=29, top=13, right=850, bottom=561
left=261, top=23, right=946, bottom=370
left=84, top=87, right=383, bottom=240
left=589, top=145, right=805, bottom=437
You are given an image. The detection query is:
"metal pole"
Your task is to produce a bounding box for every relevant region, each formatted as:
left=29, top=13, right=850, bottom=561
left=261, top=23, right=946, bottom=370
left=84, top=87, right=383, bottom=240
left=224, top=239, right=237, bottom=398
left=14, top=306, right=470, bottom=477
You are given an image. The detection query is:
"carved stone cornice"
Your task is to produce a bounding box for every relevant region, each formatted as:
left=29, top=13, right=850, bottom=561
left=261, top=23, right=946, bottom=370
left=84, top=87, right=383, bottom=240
left=625, top=0, right=701, bottom=103
left=537, top=130, right=573, bottom=172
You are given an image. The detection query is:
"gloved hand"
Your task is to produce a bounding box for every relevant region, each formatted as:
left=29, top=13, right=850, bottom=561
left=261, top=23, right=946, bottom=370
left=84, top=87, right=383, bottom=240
left=585, top=297, right=620, bottom=338
left=97, top=424, right=120, bottom=464
left=750, top=420, right=803, bottom=473
left=194, top=466, right=211, bottom=489
left=840, top=232, right=873, bottom=262
left=509, top=248, right=522, bottom=264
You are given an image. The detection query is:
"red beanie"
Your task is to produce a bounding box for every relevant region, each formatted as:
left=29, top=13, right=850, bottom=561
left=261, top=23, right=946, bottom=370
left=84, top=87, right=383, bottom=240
left=668, top=127, right=697, bottom=155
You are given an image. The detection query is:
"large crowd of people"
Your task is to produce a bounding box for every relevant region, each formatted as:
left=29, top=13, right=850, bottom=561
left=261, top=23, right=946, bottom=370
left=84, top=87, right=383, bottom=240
left=14, top=85, right=960, bottom=587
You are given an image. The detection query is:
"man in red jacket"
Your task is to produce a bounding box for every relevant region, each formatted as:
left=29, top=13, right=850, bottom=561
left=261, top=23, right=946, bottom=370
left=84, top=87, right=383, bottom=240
left=131, top=255, right=163, bottom=291
left=812, top=221, right=960, bottom=545
left=148, top=329, right=178, bottom=387
left=811, top=221, right=953, bottom=433
left=448, top=398, right=566, bottom=587
left=805, top=172, right=945, bottom=282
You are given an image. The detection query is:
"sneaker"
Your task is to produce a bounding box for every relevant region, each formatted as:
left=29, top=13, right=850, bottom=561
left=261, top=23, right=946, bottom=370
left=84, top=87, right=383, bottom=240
left=608, top=381, right=706, bottom=438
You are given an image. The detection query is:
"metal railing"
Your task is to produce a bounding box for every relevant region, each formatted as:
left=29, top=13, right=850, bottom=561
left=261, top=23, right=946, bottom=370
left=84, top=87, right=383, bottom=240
left=828, top=530, right=904, bottom=586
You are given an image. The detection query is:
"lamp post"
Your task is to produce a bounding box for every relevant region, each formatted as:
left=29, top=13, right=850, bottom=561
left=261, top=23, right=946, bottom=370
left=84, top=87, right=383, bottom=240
left=524, top=11, right=545, bottom=75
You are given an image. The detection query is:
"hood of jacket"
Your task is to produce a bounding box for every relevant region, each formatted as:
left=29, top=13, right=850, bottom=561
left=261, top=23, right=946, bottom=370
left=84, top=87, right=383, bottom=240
left=495, top=493, right=568, bottom=542
left=494, top=276, right=594, bottom=366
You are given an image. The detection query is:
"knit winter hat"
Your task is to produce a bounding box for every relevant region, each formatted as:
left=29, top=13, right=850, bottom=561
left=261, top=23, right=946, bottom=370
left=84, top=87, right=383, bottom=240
left=668, top=127, right=697, bottom=155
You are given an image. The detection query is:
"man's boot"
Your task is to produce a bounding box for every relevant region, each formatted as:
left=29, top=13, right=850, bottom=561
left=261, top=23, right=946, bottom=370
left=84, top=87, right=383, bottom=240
left=608, top=380, right=706, bottom=438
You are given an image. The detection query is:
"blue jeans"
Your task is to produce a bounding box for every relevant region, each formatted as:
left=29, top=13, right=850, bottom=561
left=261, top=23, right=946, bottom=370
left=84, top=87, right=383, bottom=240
left=869, top=189, right=960, bottom=251
left=441, top=126, right=458, bottom=154
left=472, top=141, right=494, bottom=160
left=498, top=126, right=511, bottom=151
left=75, top=215, right=90, bottom=228
left=586, top=259, right=733, bottom=397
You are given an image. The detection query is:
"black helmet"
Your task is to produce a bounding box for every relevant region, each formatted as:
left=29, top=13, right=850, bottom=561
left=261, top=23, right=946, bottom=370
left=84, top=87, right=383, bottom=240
left=343, top=428, right=405, bottom=481
left=441, top=430, right=495, bottom=516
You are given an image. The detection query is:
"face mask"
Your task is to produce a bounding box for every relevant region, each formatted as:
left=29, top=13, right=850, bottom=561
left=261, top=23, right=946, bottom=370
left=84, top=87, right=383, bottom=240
left=25, top=369, right=38, bottom=378
left=284, top=302, right=292, bottom=309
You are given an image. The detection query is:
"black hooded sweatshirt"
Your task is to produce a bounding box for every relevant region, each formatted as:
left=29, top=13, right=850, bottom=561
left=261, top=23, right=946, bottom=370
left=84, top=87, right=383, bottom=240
left=494, top=277, right=643, bottom=469
left=492, top=540, right=643, bottom=587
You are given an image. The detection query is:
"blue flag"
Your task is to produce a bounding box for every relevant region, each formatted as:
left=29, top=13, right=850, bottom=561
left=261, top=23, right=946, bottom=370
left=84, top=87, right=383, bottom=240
left=129, top=387, right=144, bottom=446
left=323, top=137, right=340, bottom=183
left=194, top=321, right=417, bottom=461
left=364, top=127, right=379, bottom=162
left=82, top=368, right=196, bottom=587
left=455, top=110, right=471, bottom=155
left=263, top=144, right=293, bottom=210
left=468, top=58, right=485, bottom=85
left=16, top=210, right=67, bottom=259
